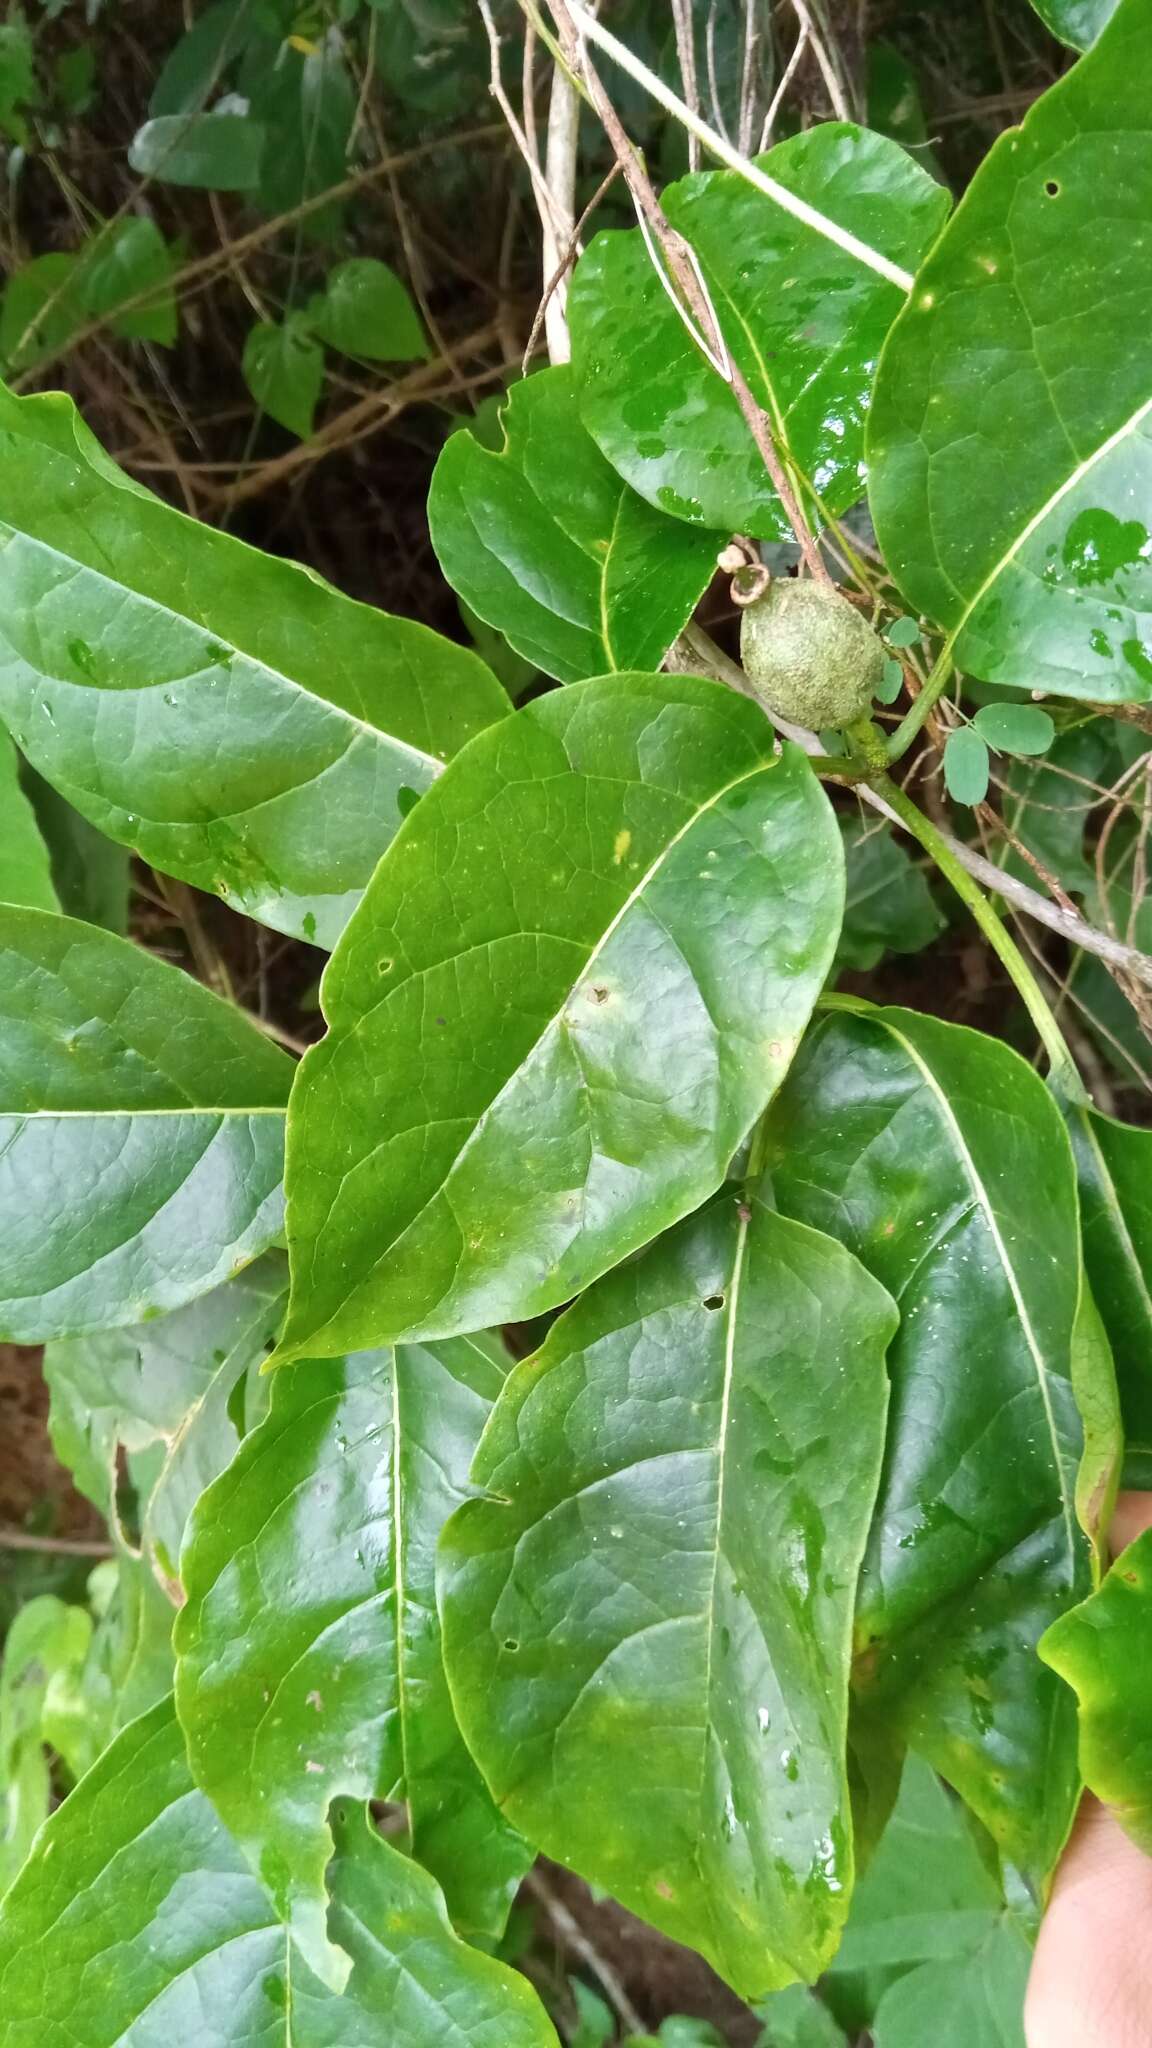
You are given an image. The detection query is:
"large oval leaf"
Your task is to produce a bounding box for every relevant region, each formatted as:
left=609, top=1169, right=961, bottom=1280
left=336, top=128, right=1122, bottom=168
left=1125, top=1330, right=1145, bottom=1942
left=569, top=123, right=949, bottom=538
left=0, top=1697, right=558, bottom=2048
left=765, top=1005, right=1103, bottom=1880
left=439, top=1196, right=895, bottom=1999
left=1071, top=1109, right=1152, bottom=1477
left=0, top=387, right=508, bottom=947
left=868, top=0, right=1152, bottom=701
left=429, top=366, right=721, bottom=683
left=0, top=907, right=291, bottom=1341
left=276, top=672, right=843, bottom=1360
left=176, top=1333, right=529, bottom=1986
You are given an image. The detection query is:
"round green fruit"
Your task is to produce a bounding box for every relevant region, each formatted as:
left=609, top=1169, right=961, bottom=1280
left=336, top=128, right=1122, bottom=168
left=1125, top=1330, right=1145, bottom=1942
left=739, top=577, right=885, bottom=730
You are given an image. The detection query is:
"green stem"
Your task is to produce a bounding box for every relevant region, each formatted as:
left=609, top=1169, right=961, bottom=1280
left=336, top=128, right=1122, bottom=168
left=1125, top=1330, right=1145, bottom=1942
left=885, top=647, right=955, bottom=763
left=875, top=772, right=1087, bottom=1105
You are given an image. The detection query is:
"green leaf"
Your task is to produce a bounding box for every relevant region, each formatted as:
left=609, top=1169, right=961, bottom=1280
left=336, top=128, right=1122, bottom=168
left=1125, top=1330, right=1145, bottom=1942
left=311, top=256, right=429, bottom=361
left=1027, top=0, right=1119, bottom=49
left=884, top=617, right=921, bottom=649
left=0, top=254, right=84, bottom=374
left=249, top=33, right=355, bottom=237
left=1040, top=1525, right=1152, bottom=1849
left=0, top=906, right=292, bottom=1343
left=876, top=657, right=905, bottom=705
left=756, top=1985, right=848, bottom=2047
left=1071, top=1110, right=1152, bottom=1467
left=243, top=314, right=325, bottom=437
left=569, top=124, right=949, bottom=537
left=0, top=385, right=508, bottom=946
left=830, top=1758, right=1002, bottom=1977
left=0, top=729, right=59, bottom=912
left=0, top=1596, right=91, bottom=1894
left=870, top=1919, right=1030, bottom=2048
left=0, top=1697, right=559, bottom=2047
left=570, top=1981, right=615, bottom=2048
left=972, top=704, right=1055, bottom=756
left=428, top=368, right=721, bottom=684
left=149, top=0, right=275, bottom=117
left=836, top=817, right=944, bottom=973
left=942, top=727, right=990, bottom=805
left=439, top=1197, right=896, bottom=1999
left=63, top=1551, right=176, bottom=1773
left=176, top=1333, right=529, bottom=1987
left=44, top=1257, right=285, bottom=1524
left=277, top=673, right=843, bottom=1359
left=865, top=45, right=941, bottom=184
left=868, top=0, right=1152, bottom=704
left=765, top=1007, right=1097, bottom=1880
left=20, top=773, right=129, bottom=931
left=127, top=110, right=266, bottom=189
left=77, top=217, right=178, bottom=345
left=0, top=20, right=36, bottom=135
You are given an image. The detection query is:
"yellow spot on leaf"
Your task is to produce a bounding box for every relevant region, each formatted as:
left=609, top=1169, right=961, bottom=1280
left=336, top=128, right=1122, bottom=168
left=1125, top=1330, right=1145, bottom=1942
left=613, top=828, right=632, bottom=865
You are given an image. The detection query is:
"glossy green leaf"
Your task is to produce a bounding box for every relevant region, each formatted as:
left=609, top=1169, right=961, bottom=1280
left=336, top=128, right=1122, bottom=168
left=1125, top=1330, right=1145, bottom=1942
left=1071, top=1110, right=1152, bottom=1468
left=439, top=1197, right=896, bottom=1999
left=0, top=730, right=58, bottom=913
left=765, top=1006, right=1100, bottom=1879
left=1028, top=0, right=1119, bottom=48
left=0, top=906, right=292, bottom=1342
left=78, top=217, right=177, bottom=345
left=869, top=0, right=1152, bottom=702
left=44, top=1259, right=284, bottom=1523
left=972, top=704, right=1055, bottom=756
left=1040, top=1525, right=1152, bottom=1848
left=277, top=673, right=842, bottom=1359
left=127, top=111, right=265, bottom=189
left=836, top=817, right=944, bottom=973
left=569, top=124, right=949, bottom=538
left=0, top=385, right=508, bottom=946
left=243, top=314, right=325, bottom=438
left=870, top=1919, right=1030, bottom=2048
left=0, top=1696, right=559, bottom=2048
left=942, top=727, right=990, bottom=805
left=311, top=256, right=428, bottom=361
left=0, top=1596, right=91, bottom=1894
left=428, top=368, right=721, bottom=684
left=176, top=1333, right=528, bottom=1984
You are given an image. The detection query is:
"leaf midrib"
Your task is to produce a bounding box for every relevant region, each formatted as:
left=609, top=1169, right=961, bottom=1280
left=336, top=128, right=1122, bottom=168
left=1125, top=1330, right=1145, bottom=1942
left=942, top=388, right=1152, bottom=655
left=884, top=1018, right=1076, bottom=1560
left=0, top=525, right=440, bottom=774
left=349, top=754, right=777, bottom=1304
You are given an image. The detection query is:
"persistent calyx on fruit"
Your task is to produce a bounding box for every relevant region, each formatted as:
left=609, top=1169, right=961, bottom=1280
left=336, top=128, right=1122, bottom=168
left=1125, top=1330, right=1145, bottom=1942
left=739, top=577, right=885, bottom=730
